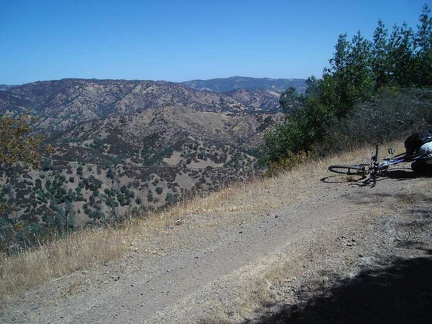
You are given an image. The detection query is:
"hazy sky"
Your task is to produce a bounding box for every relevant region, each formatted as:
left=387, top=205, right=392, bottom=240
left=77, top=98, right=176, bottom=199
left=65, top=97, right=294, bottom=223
left=1, top=0, right=428, bottom=84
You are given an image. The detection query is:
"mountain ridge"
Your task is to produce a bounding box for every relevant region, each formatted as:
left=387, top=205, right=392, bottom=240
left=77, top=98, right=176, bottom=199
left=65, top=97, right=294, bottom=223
left=1, top=76, right=305, bottom=92
left=0, top=77, right=288, bottom=248
left=0, top=77, right=292, bottom=134
left=182, top=76, right=306, bottom=93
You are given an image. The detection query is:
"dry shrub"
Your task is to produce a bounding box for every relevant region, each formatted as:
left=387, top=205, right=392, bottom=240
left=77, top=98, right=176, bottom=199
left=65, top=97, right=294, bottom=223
left=0, top=224, right=132, bottom=299
left=265, top=151, right=314, bottom=176
left=318, top=88, right=432, bottom=156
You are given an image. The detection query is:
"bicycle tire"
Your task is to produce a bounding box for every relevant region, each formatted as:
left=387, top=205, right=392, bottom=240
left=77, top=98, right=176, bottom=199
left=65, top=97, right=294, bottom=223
left=328, top=164, right=369, bottom=175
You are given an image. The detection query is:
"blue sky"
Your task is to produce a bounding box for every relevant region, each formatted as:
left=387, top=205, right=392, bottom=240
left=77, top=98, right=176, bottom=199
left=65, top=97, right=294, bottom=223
left=0, top=0, right=428, bottom=84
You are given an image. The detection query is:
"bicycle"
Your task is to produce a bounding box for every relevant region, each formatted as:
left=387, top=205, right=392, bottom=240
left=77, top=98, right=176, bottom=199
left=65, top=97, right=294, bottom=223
left=328, top=145, right=408, bottom=187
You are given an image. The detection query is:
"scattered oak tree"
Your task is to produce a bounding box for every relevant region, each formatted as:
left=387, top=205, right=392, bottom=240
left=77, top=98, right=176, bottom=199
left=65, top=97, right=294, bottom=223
left=0, top=115, right=49, bottom=213
left=0, top=114, right=44, bottom=169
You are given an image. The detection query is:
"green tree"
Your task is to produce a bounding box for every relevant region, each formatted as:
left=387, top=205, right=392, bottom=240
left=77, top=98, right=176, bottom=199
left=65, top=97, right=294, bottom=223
left=415, top=4, right=432, bottom=85
left=0, top=115, right=48, bottom=213
left=263, top=86, right=332, bottom=162
left=279, top=87, right=304, bottom=114
left=262, top=7, right=427, bottom=167
left=304, top=76, right=321, bottom=96
left=387, top=22, right=416, bottom=86
left=322, top=31, right=374, bottom=117
left=0, top=115, right=44, bottom=169
left=349, top=31, right=375, bottom=93
left=372, top=19, right=390, bottom=88
left=321, top=33, right=353, bottom=117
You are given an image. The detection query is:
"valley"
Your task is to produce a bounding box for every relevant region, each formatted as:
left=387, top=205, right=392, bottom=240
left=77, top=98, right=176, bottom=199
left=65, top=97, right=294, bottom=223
left=0, top=77, right=303, bottom=250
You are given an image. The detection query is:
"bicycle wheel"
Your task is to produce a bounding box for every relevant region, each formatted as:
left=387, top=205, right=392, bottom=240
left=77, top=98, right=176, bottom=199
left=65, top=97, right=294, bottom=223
left=328, top=164, right=369, bottom=175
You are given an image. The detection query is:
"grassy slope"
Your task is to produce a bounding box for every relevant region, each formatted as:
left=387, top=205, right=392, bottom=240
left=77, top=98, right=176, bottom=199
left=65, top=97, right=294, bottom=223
left=0, top=140, right=427, bottom=309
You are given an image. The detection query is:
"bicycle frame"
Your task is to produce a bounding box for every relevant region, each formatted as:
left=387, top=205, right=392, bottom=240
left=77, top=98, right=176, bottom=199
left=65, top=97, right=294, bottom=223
left=328, top=145, right=408, bottom=187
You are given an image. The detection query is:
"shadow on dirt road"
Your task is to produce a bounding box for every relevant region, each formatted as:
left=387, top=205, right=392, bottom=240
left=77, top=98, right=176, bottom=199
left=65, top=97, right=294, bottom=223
left=238, top=187, right=432, bottom=324
left=246, top=251, right=432, bottom=324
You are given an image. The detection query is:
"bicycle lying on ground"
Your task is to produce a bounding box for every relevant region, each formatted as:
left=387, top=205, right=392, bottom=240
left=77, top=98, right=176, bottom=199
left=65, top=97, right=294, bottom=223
left=328, top=145, right=409, bottom=187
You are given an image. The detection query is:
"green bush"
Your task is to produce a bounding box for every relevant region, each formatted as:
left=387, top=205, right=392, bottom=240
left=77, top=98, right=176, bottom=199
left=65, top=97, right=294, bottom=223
left=156, top=186, right=163, bottom=195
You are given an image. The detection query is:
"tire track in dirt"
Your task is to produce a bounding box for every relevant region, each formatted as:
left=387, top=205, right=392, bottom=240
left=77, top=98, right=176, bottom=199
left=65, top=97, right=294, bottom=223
left=2, top=170, right=430, bottom=323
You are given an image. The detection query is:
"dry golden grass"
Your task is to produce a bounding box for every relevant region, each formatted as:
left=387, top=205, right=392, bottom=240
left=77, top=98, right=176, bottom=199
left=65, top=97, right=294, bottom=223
left=0, top=140, right=407, bottom=301
left=0, top=224, right=142, bottom=299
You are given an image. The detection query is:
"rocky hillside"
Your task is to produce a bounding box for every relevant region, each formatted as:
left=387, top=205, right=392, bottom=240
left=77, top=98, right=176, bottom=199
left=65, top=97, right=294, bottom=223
left=0, top=78, right=285, bottom=251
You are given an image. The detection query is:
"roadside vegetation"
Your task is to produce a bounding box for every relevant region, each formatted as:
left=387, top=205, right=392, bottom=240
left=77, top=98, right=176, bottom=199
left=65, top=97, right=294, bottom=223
left=262, top=4, right=432, bottom=173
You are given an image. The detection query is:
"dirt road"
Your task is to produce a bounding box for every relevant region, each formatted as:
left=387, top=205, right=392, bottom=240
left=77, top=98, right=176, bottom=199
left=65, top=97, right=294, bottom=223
left=2, top=164, right=431, bottom=323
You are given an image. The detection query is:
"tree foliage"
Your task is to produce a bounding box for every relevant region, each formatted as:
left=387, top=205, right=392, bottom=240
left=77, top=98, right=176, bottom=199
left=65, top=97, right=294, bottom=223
left=0, top=114, right=48, bottom=217
left=0, top=115, right=45, bottom=169
left=415, top=4, right=432, bottom=85
left=263, top=4, right=432, bottom=167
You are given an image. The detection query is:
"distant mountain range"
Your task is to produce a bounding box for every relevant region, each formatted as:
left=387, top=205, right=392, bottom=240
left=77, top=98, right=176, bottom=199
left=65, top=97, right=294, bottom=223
left=0, top=77, right=303, bottom=133
left=0, top=77, right=301, bottom=246
left=1, top=76, right=306, bottom=93
left=0, top=84, right=14, bottom=91
left=182, top=76, right=307, bottom=93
